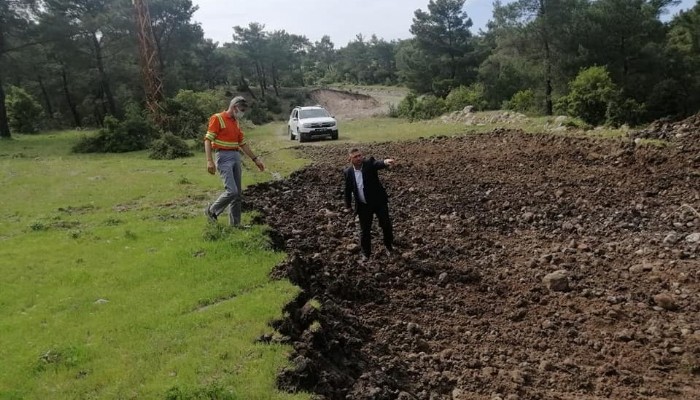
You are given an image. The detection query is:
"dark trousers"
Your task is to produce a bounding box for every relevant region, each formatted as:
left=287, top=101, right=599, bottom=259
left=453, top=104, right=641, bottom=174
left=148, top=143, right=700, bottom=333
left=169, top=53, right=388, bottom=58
left=357, top=202, right=393, bottom=257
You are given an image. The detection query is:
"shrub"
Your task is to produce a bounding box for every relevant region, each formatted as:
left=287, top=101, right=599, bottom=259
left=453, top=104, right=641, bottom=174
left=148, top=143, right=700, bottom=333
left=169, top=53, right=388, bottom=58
left=291, top=92, right=309, bottom=108
left=563, top=118, right=592, bottom=131
left=431, top=78, right=456, bottom=98
left=6, top=86, right=44, bottom=133
left=148, top=132, right=193, bottom=159
left=388, top=103, right=400, bottom=118
left=412, top=95, right=447, bottom=120
left=504, top=89, right=537, bottom=113
left=560, top=66, right=617, bottom=126
left=264, top=96, right=282, bottom=114
left=73, top=114, right=157, bottom=153
left=445, top=84, right=488, bottom=112
left=395, top=93, right=447, bottom=121
left=246, top=101, right=273, bottom=125
left=397, top=93, right=417, bottom=118
left=645, top=79, right=684, bottom=120
left=606, top=96, right=646, bottom=127
left=162, top=90, right=225, bottom=139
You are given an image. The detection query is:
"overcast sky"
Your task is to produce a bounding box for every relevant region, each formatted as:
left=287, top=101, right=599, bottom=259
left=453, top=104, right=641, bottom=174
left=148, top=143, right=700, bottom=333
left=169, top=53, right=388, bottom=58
left=192, top=0, right=698, bottom=48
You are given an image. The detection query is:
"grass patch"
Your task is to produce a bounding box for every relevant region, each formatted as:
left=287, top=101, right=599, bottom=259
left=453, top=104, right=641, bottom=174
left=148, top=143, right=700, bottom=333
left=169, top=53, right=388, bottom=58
left=0, top=129, right=309, bottom=399
left=635, top=138, right=669, bottom=148
left=307, top=299, right=322, bottom=310
left=339, top=118, right=472, bottom=141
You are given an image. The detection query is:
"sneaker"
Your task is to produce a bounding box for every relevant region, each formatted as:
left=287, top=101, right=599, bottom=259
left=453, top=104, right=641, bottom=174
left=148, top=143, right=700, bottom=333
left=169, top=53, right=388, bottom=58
left=204, top=204, right=217, bottom=223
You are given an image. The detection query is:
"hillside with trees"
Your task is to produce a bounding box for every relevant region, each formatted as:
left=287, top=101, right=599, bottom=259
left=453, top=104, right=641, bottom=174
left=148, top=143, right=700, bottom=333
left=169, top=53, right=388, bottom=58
left=1, top=0, right=699, bottom=140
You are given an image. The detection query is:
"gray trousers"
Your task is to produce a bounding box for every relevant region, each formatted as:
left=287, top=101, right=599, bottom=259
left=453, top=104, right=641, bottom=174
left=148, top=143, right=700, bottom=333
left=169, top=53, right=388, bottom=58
left=210, top=150, right=242, bottom=226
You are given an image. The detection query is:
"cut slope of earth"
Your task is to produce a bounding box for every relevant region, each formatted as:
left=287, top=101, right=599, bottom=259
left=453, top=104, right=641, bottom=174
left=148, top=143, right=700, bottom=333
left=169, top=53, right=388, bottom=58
left=246, top=130, right=699, bottom=400
left=309, top=88, right=386, bottom=119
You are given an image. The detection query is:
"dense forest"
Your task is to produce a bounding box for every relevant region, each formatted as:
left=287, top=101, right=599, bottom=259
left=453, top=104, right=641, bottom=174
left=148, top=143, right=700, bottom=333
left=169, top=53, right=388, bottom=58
left=1, top=0, right=699, bottom=140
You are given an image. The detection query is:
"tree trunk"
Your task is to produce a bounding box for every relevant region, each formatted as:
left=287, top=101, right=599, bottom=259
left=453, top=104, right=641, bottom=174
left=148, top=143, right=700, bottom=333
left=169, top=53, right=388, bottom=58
left=239, top=76, right=257, bottom=100
left=38, top=75, right=54, bottom=117
left=544, top=39, right=553, bottom=116
left=271, top=66, right=280, bottom=97
left=255, top=62, right=266, bottom=98
left=61, top=67, right=81, bottom=127
left=93, top=102, right=104, bottom=127
left=99, top=88, right=108, bottom=116
left=154, top=30, right=166, bottom=78
left=0, top=75, right=10, bottom=139
left=0, top=27, right=11, bottom=138
left=91, top=32, right=117, bottom=116
left=620, top=36, right=628, bottom=90
left=260, top=65, right=267, bottom=98
left=540, top=0, right=553, bottom=116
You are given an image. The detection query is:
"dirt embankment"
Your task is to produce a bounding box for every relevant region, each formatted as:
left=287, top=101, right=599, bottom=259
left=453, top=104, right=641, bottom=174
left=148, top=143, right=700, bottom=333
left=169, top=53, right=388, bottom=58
left=632, top=113, right=700, bottom=154
left=309, top=88, right=397, bottom=120
left=246, top=130, right=699, bottom=400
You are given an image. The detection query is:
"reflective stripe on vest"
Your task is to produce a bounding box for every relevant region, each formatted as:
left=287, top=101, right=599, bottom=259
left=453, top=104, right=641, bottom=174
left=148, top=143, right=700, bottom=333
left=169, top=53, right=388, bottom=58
left=216, top=113, right=226, bottom=129
left=211, top=138, right=241, bottom=148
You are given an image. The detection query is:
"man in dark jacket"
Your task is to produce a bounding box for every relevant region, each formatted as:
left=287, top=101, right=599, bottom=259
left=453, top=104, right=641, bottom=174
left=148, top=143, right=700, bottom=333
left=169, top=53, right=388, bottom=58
left=344, top=148, right=396, bottom=261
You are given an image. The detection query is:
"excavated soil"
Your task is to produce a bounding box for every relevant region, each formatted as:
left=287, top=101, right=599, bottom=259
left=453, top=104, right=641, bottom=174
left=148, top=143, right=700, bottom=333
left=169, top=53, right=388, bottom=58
left=310, top=89, right=385, bottom=119
left=245, top=129, right=700, bottom=400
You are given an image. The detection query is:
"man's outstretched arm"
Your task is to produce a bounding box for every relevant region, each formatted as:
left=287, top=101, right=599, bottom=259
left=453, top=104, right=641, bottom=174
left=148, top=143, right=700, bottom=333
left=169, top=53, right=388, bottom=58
left=372, top=157, right=396, bottom=169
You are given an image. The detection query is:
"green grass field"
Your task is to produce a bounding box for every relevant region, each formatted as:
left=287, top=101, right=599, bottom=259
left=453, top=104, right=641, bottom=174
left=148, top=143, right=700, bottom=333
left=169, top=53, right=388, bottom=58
left=0, top=115, right=626, bottom=399
left=0, top=126, right=308, bottom=400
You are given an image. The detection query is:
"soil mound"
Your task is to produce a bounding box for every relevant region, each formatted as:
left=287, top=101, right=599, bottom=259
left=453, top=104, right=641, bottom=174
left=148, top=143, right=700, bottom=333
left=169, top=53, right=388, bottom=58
left=246, top=130, right=699, bottom=400
left=309, top=89, right=383, bottom=119
left=633, top=113, right=700, bottom=151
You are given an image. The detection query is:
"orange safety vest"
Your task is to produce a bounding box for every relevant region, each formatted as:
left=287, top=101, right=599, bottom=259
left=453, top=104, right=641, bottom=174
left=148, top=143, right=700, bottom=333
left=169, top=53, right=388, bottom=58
left=204, top=112, right=246, bottom=150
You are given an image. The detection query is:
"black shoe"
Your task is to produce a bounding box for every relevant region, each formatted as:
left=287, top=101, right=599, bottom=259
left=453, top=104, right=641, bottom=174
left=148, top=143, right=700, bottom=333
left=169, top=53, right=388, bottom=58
left=385, top=246, right=396, bottom=257
left=204, top=204, right=217, bottom=223
left=360, top=254, right=370, bottom=264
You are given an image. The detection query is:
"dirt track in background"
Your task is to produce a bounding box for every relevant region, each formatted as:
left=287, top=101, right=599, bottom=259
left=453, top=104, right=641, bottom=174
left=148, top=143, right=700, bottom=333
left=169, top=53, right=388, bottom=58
left=246, top=130, right=699, bottom=400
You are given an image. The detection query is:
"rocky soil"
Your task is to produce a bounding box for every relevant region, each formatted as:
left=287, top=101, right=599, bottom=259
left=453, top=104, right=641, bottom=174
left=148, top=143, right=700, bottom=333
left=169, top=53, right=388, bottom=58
left=632, top=113, right=700, bottom=155
left=246, top=129, right=699, bottom=400
left=439, top=107, right=528, bottom=127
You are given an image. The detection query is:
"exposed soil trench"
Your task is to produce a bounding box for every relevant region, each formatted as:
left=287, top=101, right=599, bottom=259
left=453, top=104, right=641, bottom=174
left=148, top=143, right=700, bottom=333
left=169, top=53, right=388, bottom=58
left=245, top=130, right=699, bottom=400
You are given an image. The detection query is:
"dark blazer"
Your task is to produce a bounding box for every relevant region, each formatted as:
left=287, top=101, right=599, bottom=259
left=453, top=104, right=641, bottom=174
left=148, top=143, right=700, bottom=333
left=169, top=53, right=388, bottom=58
left=344, top=157, right=389, bottom=211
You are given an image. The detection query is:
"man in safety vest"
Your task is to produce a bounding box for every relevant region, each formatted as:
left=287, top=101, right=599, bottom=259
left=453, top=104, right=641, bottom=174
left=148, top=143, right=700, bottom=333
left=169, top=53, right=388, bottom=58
left=204, top=96, right=265, bottom=226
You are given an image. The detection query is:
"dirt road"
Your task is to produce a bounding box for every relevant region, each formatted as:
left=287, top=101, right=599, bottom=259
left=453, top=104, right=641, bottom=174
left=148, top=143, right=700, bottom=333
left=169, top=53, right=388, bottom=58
left=247, top=130, right=699, bottom=400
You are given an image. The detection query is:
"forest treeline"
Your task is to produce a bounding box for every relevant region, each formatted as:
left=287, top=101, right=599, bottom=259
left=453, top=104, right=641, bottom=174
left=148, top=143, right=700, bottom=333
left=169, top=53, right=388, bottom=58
left=2, top=0, right=699, bottom=139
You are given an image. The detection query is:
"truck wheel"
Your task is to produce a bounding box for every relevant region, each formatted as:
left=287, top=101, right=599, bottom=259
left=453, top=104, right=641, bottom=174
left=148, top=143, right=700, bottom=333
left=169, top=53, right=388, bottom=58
left=289, top=127, right=295, bottom=140
left=299, top=132, right=308, bottom=143
left=331, top=131, right=338, bottom=140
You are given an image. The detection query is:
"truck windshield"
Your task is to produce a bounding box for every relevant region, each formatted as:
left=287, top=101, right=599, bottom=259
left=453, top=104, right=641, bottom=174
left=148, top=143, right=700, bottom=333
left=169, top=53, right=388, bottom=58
left=300, top=109, right=330, bottom=119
